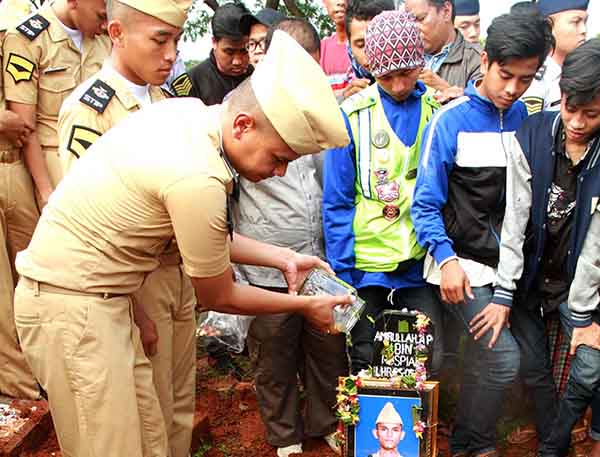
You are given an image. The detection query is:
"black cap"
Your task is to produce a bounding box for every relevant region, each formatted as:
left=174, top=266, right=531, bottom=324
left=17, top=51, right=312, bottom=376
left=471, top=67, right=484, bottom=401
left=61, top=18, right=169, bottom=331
left=454, top=0, right=479, bottom=15
left=211, top=3, right=256, bottom=40
left=254, top=8, right=286, bottom=27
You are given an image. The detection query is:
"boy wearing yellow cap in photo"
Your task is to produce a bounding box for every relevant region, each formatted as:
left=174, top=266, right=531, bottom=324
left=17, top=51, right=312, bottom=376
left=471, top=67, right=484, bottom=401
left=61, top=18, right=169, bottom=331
left=370, top=402, right=406, bottom=457
left=57, top=1, right=196, bottom=456
left=2, top=0, right=110, bottom=208
left=13, top=30, right=351, bottom=457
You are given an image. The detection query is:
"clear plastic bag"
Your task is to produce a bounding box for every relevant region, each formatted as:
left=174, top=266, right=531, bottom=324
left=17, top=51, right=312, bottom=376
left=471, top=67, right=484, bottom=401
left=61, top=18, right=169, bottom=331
left=298, top=268, right=366, bottom=333
left=196, top=312, right=255, bottom=353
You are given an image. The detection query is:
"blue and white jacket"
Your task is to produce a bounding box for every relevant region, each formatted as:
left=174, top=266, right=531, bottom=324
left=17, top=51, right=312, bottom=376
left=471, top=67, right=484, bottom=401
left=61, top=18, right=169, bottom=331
left=411, top=81, right=528, bottom=270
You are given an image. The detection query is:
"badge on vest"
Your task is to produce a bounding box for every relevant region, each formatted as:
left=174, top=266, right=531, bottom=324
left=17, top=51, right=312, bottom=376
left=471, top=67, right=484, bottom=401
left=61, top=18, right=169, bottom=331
left=376, top=181, right=400, bottom=202
left=382, top=204, right=400, bottom=221
left=67, top=125, right=102, bottom=158
left=372, top=130, right=390, bottom=149
left=17, top=14, right=50, bottom=40
left=80, top=80, right=116, bottom=114
left=5, top=53, right=35, bottom=83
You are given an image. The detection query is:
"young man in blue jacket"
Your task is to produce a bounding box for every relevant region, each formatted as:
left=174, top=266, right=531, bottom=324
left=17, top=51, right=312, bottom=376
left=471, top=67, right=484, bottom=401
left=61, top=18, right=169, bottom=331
left=490, top=39, right=600, bottom=457
left=323, top=10, right=443, bottom=376
left=411, top=13, right=553, bottom=457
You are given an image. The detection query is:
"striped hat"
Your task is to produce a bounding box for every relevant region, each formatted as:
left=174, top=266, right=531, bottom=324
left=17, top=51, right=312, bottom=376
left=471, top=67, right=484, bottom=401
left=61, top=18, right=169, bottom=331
left=365, top=10, right=425, bottom=78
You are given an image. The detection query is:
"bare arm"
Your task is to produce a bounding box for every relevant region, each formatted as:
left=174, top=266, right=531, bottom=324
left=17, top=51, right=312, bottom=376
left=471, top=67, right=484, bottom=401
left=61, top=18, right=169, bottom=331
left=8, top=101, right=53, bottom=202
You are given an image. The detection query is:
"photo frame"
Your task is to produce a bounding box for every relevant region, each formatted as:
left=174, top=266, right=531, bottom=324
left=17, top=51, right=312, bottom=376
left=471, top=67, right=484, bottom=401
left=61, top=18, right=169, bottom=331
left=340, top=379, right=438, bottom=457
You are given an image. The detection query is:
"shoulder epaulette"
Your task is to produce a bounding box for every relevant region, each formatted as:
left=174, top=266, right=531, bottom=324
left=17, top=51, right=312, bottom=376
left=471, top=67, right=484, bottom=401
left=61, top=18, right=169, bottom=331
left=534, top=64, right=547, bottom=81
left=170, top=73, right=192, bottom=97
left=16, top=14, right=49, bottom=41
left=341, top=90, right=376, bottom=115
left=79, top=79, right=115, bottom=114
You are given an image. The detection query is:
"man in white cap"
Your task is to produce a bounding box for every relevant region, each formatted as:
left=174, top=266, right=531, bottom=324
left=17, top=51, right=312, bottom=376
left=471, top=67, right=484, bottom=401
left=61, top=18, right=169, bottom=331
left=13, top=30, right=351, bottom=457
left=521, top=0, right=589, bottom=115
left=56, top=1, right=196, bottom=456
left=369, top=402, right=406, bottom=457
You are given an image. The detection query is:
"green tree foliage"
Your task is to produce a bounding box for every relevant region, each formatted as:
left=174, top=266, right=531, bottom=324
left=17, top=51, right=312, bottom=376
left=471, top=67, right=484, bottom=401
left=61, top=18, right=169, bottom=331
left=183, top=0, right=334, bottom=42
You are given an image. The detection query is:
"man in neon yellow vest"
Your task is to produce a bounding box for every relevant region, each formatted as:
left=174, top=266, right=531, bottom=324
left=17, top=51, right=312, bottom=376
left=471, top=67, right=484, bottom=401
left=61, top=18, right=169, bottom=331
left=323, top=9, right=443, bottom=375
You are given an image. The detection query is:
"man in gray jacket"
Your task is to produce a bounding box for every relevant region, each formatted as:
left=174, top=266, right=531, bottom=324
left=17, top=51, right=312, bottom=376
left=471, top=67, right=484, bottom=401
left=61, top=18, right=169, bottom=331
left=235, top=19, right=348, bottom=457
left=405, top=0, right=481, bottom=92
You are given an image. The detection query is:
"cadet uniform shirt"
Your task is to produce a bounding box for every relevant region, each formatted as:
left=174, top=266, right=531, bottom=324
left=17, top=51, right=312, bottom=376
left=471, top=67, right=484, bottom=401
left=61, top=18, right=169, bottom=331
left=58, top=61, right=166, bottom=173
left=17, top=100, right=234, bottom=293
left=521, top=55, right=562, bottom=116
left=2, top=3, right=111, bottom=150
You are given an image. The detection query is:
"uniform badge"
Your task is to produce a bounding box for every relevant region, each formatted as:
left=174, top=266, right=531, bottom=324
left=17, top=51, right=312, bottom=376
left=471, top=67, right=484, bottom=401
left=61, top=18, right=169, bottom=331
left=80, top=80, right=115, bottom=114
left=382, top=204, right=400, bottom=221
left=170, top=73, right=192, bottom=97
left=374, top=168, right=389, bottom=184
left=5, top=53, right=35, bottom=83
left=16, top=14, right=50, bottom=40
left=372, top=130, right=390, bottom=149
left=376, top=181, right=400, bottom=202
left=405, top=168, right=417, bottom=180
left=67, top=125, right=102, bottom=159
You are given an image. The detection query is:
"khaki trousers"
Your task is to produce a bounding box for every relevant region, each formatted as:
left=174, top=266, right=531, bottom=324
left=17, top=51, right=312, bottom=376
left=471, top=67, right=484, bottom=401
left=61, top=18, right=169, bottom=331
left=33, top=146, right=62, bottom=209
left=14, top=280, right=168, bottom=457
left=134, top=264, right=196, bottom=457
left=248, top=292, right=349, bottom=447
left=0, top=156, right=40, bottom=399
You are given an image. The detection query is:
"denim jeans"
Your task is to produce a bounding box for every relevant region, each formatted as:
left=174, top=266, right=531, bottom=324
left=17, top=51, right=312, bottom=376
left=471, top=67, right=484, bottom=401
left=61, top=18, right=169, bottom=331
left=539, top=303, right=600, bottom=457
left=351, top=285, right=444, bottom=376
left=509, top=300, right=559, bottom=447
left=447, top=285, right=520, bottom=456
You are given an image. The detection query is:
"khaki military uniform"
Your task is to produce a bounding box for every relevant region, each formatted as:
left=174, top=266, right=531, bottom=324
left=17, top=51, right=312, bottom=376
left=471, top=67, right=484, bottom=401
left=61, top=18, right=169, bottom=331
left=2, top=2, right=110, bottom=191
left=58, top=63, right=198, bottom=457
left=15, top=100, right=231, bottom=457
left=0, top=0, right=40, bottom=400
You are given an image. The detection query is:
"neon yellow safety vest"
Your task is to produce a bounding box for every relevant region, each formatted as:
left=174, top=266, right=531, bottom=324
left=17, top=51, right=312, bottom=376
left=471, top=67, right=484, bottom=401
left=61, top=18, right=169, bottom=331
left=341, top=84, right=438, bottom=272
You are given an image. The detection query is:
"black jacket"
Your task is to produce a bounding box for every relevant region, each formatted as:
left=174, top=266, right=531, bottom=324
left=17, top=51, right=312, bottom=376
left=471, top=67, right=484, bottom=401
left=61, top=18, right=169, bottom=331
left=186, top=51, right=252, bottom=105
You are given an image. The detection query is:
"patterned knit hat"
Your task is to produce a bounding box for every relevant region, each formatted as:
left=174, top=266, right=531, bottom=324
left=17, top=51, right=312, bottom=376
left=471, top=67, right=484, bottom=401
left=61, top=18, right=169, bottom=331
left=365, top=10, right=425, bottom=78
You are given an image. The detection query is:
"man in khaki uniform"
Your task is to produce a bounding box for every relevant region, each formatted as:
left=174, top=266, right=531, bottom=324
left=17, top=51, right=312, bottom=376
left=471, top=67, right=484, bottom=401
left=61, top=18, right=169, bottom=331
left=2, top=0, right=110, bottom=207
left=58, top=2, right=197, bottom=456
left=0, top=0, right=41, bottom=401
left=13, top=31, right=351, bottom=457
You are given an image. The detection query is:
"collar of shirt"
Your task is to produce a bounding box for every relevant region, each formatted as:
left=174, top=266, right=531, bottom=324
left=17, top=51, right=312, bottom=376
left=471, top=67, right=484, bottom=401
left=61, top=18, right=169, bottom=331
left=424, top=42, right=453, bottom=73
left=555, top=121, right=600, bottom=169
left=377, top=81, right=426, bottom=147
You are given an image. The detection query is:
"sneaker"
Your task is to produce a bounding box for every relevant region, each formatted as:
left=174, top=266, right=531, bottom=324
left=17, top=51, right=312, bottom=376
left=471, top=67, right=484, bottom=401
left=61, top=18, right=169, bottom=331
left=276, top=443, right=302, bottom=457
left=324, top=432, right=341, bottom=455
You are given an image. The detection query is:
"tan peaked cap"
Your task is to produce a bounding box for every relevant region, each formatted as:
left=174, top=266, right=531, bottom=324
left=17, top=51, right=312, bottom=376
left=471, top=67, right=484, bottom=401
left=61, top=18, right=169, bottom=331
left=250, top=30, right=350, bottom=155
left=376, top=402, right=403, bottom=425
left=118, top=0, right=192, bottom=28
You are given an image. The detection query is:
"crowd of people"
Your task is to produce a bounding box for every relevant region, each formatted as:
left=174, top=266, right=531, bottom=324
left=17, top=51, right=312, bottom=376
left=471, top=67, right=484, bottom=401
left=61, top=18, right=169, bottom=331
left=0, top=0, right=599, bottom=457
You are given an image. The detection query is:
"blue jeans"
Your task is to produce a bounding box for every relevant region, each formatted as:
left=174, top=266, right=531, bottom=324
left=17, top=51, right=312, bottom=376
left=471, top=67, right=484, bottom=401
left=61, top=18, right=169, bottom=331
left=509, top=300, right=559, bottom=447
left=540, top=303, right=600, bottom=456
left=447, top=285, right=520, bottom=456
left=351, top=285, right=444, bottom=376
